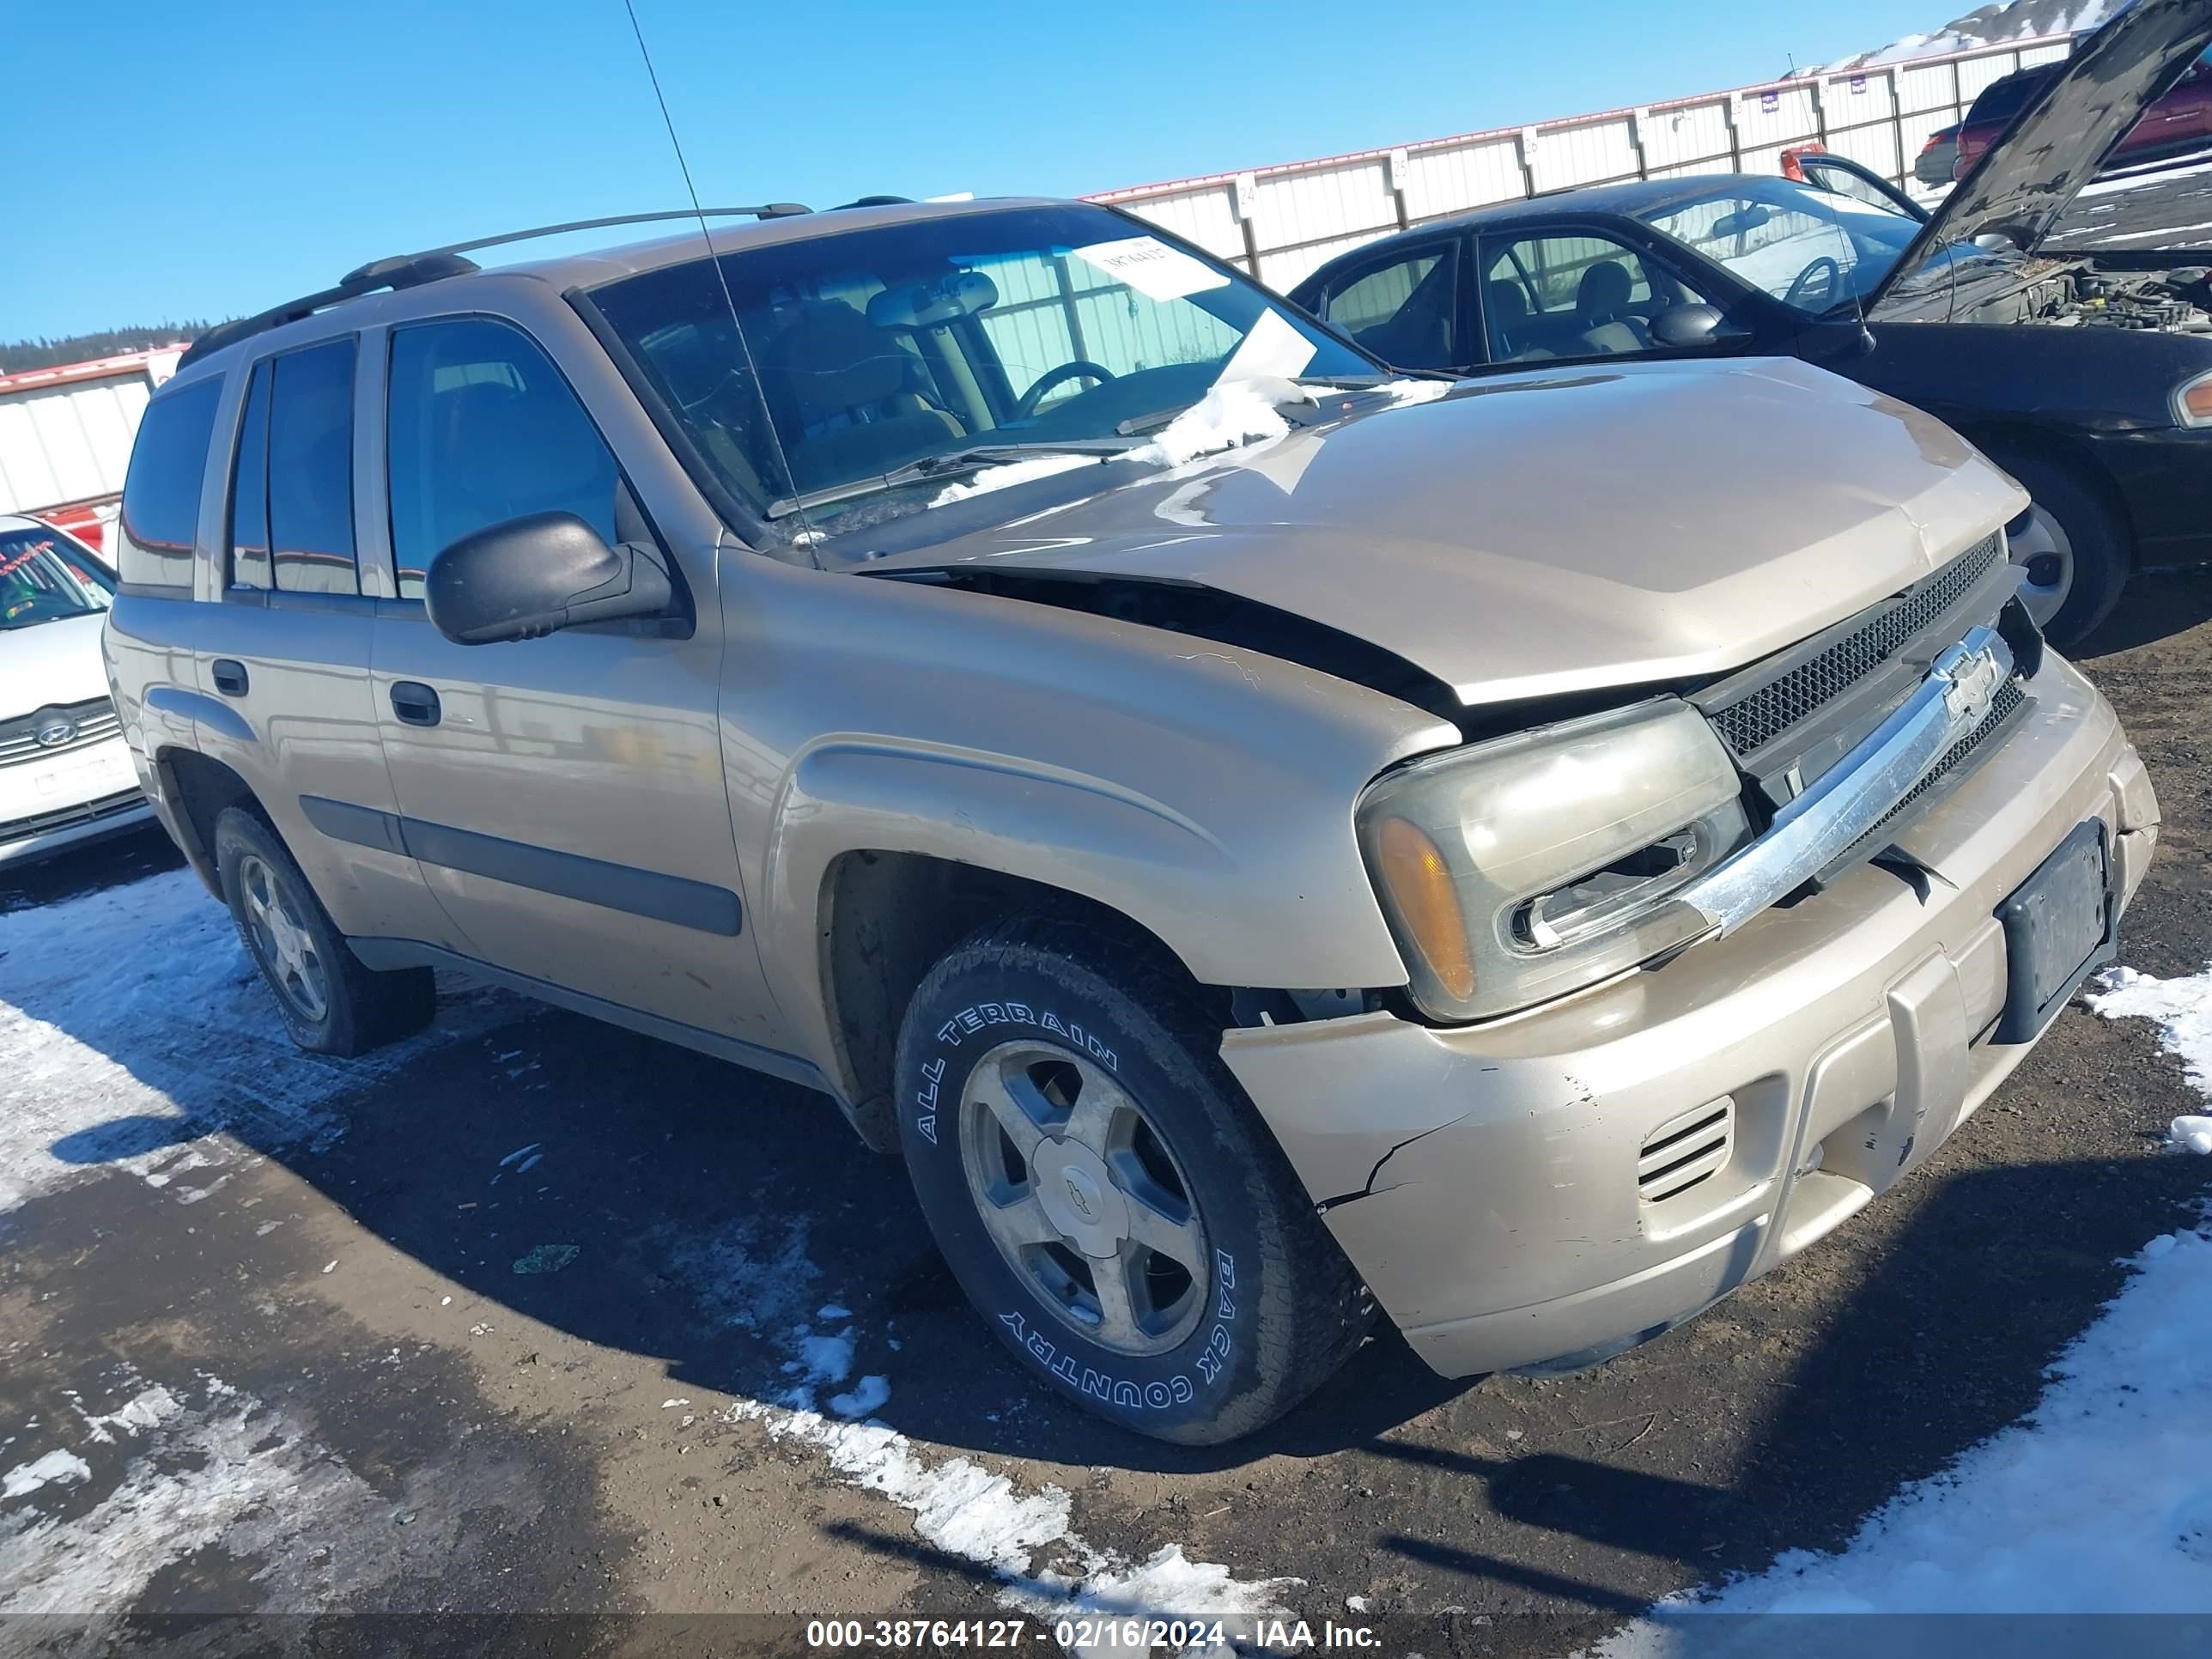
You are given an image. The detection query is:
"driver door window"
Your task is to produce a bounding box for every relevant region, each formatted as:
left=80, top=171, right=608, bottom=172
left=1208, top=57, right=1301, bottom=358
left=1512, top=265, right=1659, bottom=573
left=385, top=318, right=620, bottom=598
left=1478, top=233, right=1706, bottom=362
left=1315, top=244, right=1462, bottom=370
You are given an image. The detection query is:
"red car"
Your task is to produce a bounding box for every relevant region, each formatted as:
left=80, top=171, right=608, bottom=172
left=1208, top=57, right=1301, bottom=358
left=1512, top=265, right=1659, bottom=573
left=1926, top=51, right=2212, bottom=184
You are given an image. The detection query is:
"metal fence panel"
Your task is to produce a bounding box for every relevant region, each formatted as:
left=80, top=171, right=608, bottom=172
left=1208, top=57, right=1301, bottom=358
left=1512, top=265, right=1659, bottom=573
left=1095, top=31, right=2091, bottom=283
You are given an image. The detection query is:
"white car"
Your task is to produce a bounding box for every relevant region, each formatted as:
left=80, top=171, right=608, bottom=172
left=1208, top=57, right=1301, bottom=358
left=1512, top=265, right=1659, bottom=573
left=1, top=514, right=154, bottom=866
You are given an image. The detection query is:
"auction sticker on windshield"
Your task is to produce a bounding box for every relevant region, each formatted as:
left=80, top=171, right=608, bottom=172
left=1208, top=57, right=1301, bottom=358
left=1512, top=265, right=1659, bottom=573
left=1069, top=235, right=1230, bottom=301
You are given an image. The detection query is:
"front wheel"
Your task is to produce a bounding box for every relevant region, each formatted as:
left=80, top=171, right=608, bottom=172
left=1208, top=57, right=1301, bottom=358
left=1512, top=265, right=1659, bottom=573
left=1988, top=448, right=2130, bottom=647
left=892, top=918, right=1371, bottom=1444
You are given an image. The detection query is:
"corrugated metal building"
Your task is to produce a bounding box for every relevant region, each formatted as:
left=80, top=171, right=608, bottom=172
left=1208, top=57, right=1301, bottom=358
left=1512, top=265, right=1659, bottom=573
left=0, top=349, right=183, bottom=554
left=1089, top=33, right=2081, bottom=294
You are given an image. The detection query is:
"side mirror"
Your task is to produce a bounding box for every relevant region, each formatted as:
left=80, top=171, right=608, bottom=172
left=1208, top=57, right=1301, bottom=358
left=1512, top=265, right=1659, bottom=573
left=1650, top=304, right=1752, bottom=350
left=424, top=511, right=673, bottom=646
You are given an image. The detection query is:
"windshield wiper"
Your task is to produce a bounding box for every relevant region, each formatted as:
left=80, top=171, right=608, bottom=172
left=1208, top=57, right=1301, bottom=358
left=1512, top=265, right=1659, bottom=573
left=763, top=441, right=1129, bottom=520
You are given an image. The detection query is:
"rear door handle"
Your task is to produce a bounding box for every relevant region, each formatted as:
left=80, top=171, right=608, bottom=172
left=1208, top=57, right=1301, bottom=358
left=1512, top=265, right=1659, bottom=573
left=390, top=681, right=441, bottom=726
left=211, top=659, right=249, bottom=696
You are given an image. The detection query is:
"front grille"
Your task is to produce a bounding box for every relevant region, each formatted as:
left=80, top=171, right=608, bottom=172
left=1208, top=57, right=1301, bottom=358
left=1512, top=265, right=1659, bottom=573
left=2, top=787, right=143, bottom=843
left=1871, top=676, right=2026, bottom=838
left=1638, top=1097, right=1735, bottom=1203
left=1706, top=535, right=2003, bottom=758
left=0, top=697, right=121, bottom=769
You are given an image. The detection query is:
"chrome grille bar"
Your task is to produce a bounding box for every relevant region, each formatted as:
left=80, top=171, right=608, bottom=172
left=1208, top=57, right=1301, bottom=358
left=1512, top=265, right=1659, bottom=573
left=1679, top=626, right=2016, bottom=939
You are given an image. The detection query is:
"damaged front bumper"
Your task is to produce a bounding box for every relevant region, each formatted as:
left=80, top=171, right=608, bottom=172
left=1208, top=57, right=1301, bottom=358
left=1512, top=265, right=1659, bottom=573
left=1220, top=653, right=2158, bottom=1379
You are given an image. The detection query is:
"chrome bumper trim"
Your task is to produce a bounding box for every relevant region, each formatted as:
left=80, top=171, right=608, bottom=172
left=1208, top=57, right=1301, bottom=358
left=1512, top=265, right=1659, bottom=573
left=1680, top=625, right=2015, bottom=939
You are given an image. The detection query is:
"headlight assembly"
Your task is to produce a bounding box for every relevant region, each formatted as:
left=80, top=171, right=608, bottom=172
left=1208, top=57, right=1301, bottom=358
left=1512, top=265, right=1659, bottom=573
left=2173, top=368, right=2212, bottom=428
left=1358, top=699, right=1750, bottom=1021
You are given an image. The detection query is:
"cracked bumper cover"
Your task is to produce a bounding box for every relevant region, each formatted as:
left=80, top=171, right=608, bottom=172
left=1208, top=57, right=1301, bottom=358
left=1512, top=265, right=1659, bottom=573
left=1219, top=655, right=2158, bottom=1379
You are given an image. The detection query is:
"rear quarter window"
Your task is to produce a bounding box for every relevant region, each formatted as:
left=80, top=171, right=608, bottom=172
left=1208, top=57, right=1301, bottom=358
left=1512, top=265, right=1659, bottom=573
left=116, top=377, right=223, bottom=590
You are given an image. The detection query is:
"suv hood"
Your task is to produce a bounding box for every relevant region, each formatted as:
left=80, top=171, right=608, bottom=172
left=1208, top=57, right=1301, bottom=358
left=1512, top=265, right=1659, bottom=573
left=861, top=356, right=2023, bottom=709
left=1, top=611, right=109, bottom=718
left=1878, top=0, right=2212, bottom=309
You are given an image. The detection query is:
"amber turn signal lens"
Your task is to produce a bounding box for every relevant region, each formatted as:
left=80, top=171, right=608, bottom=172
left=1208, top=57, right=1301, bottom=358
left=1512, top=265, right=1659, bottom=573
left=1376, top=817, right=1476, bottom=1003
left=2180, top=377, right=2212, bottom=428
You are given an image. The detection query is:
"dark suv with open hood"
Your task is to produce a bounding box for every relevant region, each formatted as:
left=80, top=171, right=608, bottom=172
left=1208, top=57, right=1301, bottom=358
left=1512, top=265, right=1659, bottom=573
left=1294, top=0, right=2212, bottom=645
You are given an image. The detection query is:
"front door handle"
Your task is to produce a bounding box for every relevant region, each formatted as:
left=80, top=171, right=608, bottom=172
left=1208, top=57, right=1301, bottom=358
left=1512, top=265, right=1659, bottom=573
left=211, top=659, right=249, bottom=697
left=390, top=681, right=441, bottom=727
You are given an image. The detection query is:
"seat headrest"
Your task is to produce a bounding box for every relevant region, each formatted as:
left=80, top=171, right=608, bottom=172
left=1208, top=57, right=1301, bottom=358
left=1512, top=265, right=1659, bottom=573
left=1486, top=280, right=1529, bottom=327
left=763, top=301, right=911, bottom=423
left=1577, top=260, right=1633, bottom=319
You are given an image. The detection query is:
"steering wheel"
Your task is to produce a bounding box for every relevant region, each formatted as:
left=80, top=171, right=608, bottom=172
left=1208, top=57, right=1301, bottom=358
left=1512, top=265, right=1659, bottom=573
left=1012, top=361, right=1115, bottom=421
left=1783, top=256, right=1843, bottom=310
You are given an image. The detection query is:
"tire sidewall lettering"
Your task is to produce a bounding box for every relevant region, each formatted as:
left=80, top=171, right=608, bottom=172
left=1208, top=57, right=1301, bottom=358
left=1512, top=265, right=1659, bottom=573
left=906, top=983, right=1253, bottom=1422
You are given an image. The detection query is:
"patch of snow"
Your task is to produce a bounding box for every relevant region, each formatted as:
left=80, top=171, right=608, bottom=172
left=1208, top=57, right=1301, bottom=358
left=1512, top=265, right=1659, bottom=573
left=659, top=1214, right=817, bottom=1335
left=2087, top=964, right=2212, bottom=1101
left=1597, top=1222, right=2212, bottom=1638
left=1806, top=0, right=2118, bottom=76
left=683, top=1214, right=1297, bottom=1636
left=1127, top=380, right=1300, bottom=470
left=2174, top=1117, right=2212, bottom=1157
left=2, top=1451, right=91, bottom=1501
left=790, top=1328, right=856, bottom=1393
left=828, top=1376, right=891, bottom=1419
left=0, top=869, right=512, bottom=1217
left=75, top=1385, right=181, bottom=1444
left=1378, top=378, right=1452, bottom=407
left=0, top=1376, right=540, bottom=1613
left=1012, top=1543, right=1303, bottom=1647
left=928, top=453, right=1100, bottom=507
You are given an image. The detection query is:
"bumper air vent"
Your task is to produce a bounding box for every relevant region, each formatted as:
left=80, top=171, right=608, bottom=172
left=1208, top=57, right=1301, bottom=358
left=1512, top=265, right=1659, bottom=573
left=1638, top=1097, right=1735, bottom=1203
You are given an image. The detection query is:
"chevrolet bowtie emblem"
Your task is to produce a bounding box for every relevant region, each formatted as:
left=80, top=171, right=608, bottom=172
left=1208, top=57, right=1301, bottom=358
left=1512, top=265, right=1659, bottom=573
left=1936, top=637, right=2003, bottom=724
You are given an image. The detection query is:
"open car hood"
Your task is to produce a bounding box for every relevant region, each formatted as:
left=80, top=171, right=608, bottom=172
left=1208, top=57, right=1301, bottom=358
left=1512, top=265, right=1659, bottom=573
left=858, top=358, right=2024, bottom=711
left=1875, top=0, right=2212, bottom=314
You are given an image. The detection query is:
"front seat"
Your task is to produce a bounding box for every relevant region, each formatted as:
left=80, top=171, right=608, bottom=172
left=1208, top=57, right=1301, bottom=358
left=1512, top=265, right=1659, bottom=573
left=1573, top=261, right=1651, bottom=355
left=759, top=301, right=961, bottom=495
left=1485, top=280, right=1553, bottom=362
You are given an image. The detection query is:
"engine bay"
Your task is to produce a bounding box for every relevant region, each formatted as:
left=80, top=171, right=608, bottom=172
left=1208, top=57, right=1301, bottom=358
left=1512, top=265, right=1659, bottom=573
left=2029, top=264, right=2212, bottom=332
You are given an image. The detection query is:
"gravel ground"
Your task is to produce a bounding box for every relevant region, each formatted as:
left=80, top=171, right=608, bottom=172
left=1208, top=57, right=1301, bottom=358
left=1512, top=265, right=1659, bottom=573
left=3, top=568, right=2209, bottom=1657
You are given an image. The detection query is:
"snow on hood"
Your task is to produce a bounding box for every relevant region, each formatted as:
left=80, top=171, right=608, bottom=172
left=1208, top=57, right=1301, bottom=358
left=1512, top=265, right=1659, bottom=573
left=865, top=355, right=2025, bottom=710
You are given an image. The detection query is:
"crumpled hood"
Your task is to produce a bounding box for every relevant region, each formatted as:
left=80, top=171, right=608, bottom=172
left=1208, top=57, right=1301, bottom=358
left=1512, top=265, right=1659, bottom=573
left=1879, top=0, right=2212, bottom=307
left=864, top=356, right=2024, bottom=708
left=0, top=612, right=110, bottom=720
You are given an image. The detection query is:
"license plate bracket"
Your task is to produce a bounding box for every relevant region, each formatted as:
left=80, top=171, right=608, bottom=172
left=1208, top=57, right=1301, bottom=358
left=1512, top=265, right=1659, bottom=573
left=1994, top=817, right=2118, bottom=1043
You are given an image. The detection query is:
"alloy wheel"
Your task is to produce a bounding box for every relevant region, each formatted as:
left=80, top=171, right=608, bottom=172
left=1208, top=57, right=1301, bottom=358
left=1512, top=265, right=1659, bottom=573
left=239, top=853, right=331, bottom=1024
left=958, top=1040, right=1212, bottom=1356
left=2008, top=507, right=2075, bottom=632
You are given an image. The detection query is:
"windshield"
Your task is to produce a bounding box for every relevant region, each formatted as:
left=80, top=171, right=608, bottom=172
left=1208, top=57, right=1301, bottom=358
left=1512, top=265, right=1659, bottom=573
left=1635, top=178, right=1987, bottom=317
left=588, top=203, right=1375, bottom=536
left=0, top=527, right=112, bottom=630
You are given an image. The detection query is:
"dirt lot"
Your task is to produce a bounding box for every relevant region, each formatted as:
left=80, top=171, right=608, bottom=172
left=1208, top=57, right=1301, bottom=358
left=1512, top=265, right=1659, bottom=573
left=3, top=570, right=2209, bottom=1657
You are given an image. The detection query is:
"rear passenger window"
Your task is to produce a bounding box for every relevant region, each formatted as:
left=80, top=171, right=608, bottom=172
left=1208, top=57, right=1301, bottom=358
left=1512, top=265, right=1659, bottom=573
left=1322, top=246, right=1462, bottom=370
left=386, top=318, right=619, bottom=599
left=267, top=339, right=360, bottom=594
left=116, top=377, right=222, bottom=589
left=227, top=361, right=273, bottom=590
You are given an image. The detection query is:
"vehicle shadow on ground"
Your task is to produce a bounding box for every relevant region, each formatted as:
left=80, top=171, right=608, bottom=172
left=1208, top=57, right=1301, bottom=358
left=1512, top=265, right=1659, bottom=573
left=0, top=822, right=182, bottom=915
left=2074, top=564, right=2212, bottom=658
left=7, top=838, right=2207, bottom=1629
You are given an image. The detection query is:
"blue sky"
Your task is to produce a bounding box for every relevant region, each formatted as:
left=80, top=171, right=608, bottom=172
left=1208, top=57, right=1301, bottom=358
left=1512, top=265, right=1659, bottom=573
left=9, top=0, right=1943, bottom=340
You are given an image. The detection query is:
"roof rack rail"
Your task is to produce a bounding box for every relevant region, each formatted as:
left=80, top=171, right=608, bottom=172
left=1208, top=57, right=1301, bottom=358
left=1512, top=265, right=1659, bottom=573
left=179, top=204, right=814, bottom=369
